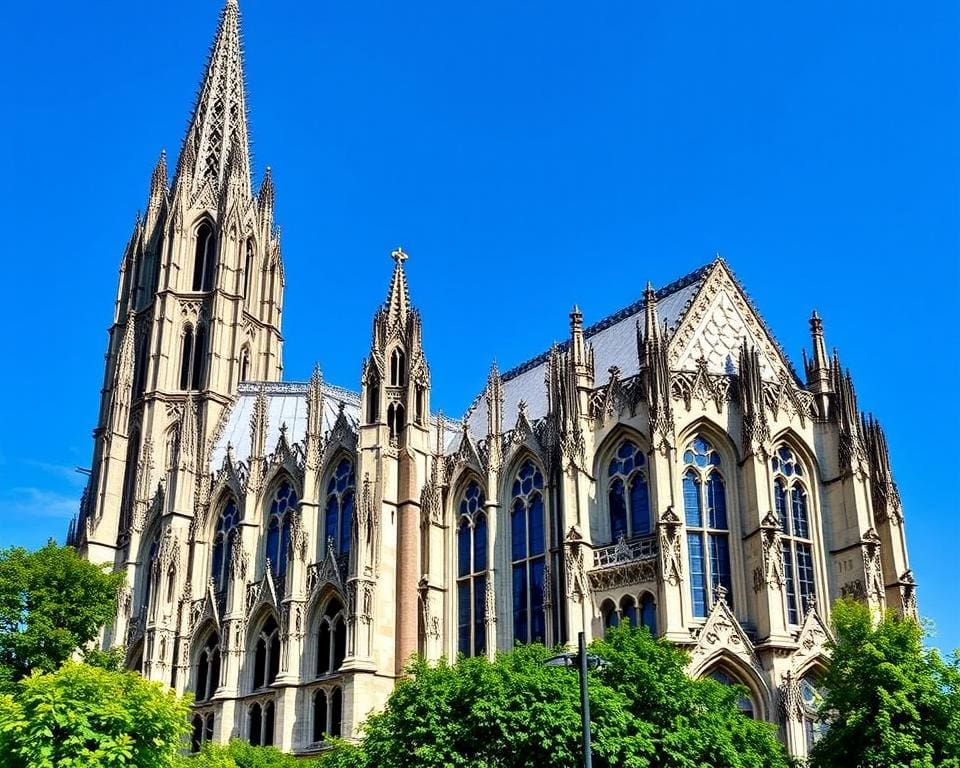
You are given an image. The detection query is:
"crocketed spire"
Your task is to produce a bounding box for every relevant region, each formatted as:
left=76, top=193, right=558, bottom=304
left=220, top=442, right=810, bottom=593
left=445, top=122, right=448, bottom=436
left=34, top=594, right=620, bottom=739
left=173, top=0, right=251, bottom=202
left=385, top=247, right=411, bottom=325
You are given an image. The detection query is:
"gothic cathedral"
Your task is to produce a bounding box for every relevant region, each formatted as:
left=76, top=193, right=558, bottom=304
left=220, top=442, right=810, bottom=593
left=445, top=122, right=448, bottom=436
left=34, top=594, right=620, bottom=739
left=69, top=1, right=916, bottom=761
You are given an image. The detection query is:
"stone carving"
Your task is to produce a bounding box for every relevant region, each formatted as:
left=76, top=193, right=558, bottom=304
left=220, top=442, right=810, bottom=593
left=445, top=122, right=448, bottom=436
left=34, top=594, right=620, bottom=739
left=657, top=507, right=683, bottom=586
left=755, top=511, right=784, bottom=592
left=229, top=533, right=247, bottom=582
left=861, top=528, right=885, bottom=608
left=563, top=526, right=587, bottom=603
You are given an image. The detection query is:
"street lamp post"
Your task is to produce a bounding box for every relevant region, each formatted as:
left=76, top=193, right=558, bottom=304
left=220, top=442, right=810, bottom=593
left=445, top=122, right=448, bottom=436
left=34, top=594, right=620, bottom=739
left=544, top=631, right=605, bottom=768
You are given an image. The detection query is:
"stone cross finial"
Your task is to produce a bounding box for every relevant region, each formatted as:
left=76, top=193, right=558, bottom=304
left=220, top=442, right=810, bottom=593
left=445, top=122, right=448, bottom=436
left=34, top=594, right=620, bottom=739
left=391, top=246, right=408, bottom=264
left=714, top=583, right=728, bottom=606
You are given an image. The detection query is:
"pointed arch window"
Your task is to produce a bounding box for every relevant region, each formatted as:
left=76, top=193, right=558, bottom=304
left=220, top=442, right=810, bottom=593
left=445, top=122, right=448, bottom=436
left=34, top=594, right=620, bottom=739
left=607, top=439, right=651, bottom=540
left=248, top=700, right=274, bottom=746
left=252, top=616, right=281, bottom=690
left=457, top=480, right=487, bottom=657
left=511, top=460, right=546, bottom=645
left=683, top=436, right=732, bottom=618
left=210, top=499, right=239, bottom=594
left=243, top=239, right=255, bottom=302
left=800, top=674, right=828, bottom=750
left=389, top=348, right=406, bottom=386
left=708, top=667, right=757, bottom=719
left=639, top=592, right=657, bottom=635
left=142, top=532, right=159, bottom=616
left=773, top=446, right=816, bottom=624
left=179, top=323, right=207, bottom=391
left=387, top=402, right=405, bottom=440
left=192, top=221, right=217, bottom=292
left=240, top=347, right=250, bottom=383
left=316, top=599, right=347, bottom=676
left=324, top=459, right=355, bottom=557
left=266, top=481, right=298, bottom=586
left=194, top=632, right=221, bottom=702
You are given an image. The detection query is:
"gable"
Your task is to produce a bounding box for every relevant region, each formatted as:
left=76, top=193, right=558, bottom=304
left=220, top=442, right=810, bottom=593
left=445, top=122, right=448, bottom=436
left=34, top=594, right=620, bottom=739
left=668, top=261, right=795, bottom=382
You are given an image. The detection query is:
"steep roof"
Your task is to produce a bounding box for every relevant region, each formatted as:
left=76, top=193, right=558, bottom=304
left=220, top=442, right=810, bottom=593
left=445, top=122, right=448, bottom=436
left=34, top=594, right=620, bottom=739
left=466, top=262, right=711, bottom=436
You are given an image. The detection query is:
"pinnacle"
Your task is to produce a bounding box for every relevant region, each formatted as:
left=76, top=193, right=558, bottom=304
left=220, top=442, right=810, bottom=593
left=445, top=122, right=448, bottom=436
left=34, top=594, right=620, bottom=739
left=385, top=247, right=411, bottom=323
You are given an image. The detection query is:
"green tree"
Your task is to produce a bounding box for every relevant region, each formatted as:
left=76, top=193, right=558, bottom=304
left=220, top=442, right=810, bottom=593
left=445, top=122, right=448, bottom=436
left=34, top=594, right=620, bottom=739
left=0, top=542, right=124, bottom=686
left=0, top=662, right=191, bottom=768
left=176, top=740, right=328, bottom=768
left=348, top=627, right=788, bottom=768
left=810, top=600, right=960, bottom=768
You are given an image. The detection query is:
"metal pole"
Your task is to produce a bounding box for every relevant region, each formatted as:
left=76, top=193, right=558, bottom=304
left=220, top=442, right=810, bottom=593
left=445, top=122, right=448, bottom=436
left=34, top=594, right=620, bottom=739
left=578, top=631, right=592, bottom=768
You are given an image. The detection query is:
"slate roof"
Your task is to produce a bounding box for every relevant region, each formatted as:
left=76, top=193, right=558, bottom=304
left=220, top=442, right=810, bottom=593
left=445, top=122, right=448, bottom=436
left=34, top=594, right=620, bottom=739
left=466, top=262, right=712, bottom=436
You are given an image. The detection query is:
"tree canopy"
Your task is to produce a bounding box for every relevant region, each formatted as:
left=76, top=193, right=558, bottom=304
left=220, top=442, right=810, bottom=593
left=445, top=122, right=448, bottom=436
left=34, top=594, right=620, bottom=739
left=332, top=626, right=790, bottom=768
left=0, top=542, right=124, bottom=687
left=810, top=600, right=960, bottom=768
left=0, top=662, right=191, bottom=768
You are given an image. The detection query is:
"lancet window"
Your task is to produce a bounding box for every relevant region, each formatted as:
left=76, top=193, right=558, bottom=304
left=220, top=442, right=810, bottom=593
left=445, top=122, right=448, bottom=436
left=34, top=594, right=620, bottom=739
left=324, top=459, right=355, bottom=556
left=210, top=499, right=239, bottom=594
left=607, top=439, right=651, bottom=540
left=192, top=221, right=217, bottom=292
left=316, top=599, right=347, bottom=676
left=801, top=674, right=828, bottom=750
left=141, top=532, right=159, bottom=616
left=682, top=436, right=732, bottom=618
left=243, top=240, right=255, bottom=302
left=179, top=323, right=207, bottom=391
left=708, top=667, right=756, bottom=718
left=252, top=616, right=281, bottom=690
left=312, top=687, right=343, bottom=742
left=601, top=592, right=657, bottom=634
left=265, top=480, right=298, bottom=586
left=457, top=480, right=487, bottom=657
left=511, top=460, right=546, bottom=645
left=190, top=713, right=215, bottom=753
left=248, top=700, right=275, bottom=747
left=194, top=632, right=221, bottom=703
left=389, top=348, right=406, bottom=386
left=773, top=446, right=816, bottom=624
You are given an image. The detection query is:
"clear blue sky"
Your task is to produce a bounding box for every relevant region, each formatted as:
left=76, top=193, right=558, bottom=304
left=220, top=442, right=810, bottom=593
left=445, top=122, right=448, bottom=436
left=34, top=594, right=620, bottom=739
left=0, top=2, right=956, bottom=651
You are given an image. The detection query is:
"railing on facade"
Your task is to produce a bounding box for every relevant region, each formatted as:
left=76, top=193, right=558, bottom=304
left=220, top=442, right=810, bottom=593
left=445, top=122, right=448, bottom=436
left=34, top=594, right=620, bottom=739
left=591, top=534, right=658, bottom=570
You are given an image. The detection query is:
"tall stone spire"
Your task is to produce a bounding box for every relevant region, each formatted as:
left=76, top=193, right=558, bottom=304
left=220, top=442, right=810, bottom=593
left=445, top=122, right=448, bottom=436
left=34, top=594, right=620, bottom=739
left=173, top=0, right=251, bottom=203
left=385, top=247, right=411, bottom=326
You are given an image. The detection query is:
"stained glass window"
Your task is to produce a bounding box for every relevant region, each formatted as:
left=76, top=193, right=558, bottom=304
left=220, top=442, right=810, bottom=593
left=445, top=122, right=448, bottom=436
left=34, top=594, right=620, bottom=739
left=511, top=460, right=547, bottom=645
left=773, top=446, right=816, bottom=624
left=324, top=459, right=355, bottom=557
left=457, top=480, right=487, bottom=657
left=607, top=440, right=651, bottom=539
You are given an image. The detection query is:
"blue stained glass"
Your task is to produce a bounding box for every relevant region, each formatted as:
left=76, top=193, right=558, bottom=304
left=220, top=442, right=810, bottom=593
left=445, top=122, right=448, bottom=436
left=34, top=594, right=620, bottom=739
left=621, top=598, right=638, bottom=627
left=683, top=471, right=702, bottom=527
left=457, top=520, right=471, bottom=578
left=630, top=475, right=651, bottom=535
left=694, top=436, right=710, bottom=454
left=707, top=472, right=727, bottom=529
left=783, top=543, right=799, bottom=624
left=340, top=490, right=354, bottom=555
left=512, top=479, right=521, bottom=497
left=688, top=533, right=707, bottom=618
left=325, top=497, right=338, bottom=554
left=610, top=478, right=628, bottom=539
left=640, top=594, right=657, bottom=634
left=797, top=543, right=815, bottom=608
left=474, top=514, right=487, bottom=572
left=457, top=581, right=470, bottom=655
left=279, top=518, right=291, bottom=579
left=533, top=467, right=544, bottom=489
left=683, top=450, right=695, bottom=465
left=709, top=534, right=732, bottom=610
left=792, top=487, right=809, bottom=539
left=474, top=575, right=486, bottom=656
left=775, top=480, right=788, bottom=532
left=266, top=519, right=280, bottom=575
left=530, top=558, right=546, bottom=644
left=513, top=565, right=528, bottom=645
left=211, top=537, right=224, bottom=592
left=618, top=441, right=634, bottom=459
left=529, top=494, right=545, bottom=555
left=511, top=499, right=526, bottom=561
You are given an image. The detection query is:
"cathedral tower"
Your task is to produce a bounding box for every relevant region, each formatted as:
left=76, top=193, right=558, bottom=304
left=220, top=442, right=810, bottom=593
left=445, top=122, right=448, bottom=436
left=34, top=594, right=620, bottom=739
left=72, top=0, right=283, bottom=662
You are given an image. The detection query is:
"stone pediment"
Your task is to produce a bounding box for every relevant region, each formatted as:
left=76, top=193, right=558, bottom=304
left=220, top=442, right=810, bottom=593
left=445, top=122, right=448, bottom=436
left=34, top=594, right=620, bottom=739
left=688, top=590, right=762, bottom=675
left=790, top=605, right=832, bottom=674
left=669, top=261, right=794, bottom=382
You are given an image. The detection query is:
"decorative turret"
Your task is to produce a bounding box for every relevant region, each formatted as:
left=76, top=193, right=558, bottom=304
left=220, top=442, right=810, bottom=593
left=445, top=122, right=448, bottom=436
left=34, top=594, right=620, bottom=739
left=802, top=310, right=832, bottom=418
left=738, top=341, right=769, bottom=458
left=638, top=282, right=673, bottom=447
left=862, top=413, right=902, bottom=525
left=830, top=349, right=865, bottom=471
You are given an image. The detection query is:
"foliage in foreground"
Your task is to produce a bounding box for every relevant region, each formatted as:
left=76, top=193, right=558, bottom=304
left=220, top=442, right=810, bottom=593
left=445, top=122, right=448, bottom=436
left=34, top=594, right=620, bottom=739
left=176, top=739, right=325, bottom=768
left=0, top=662, right=191, bottom=768
left=336, top=626, right=790, bottom=768
left=0, top=542, right=124, bottom=688
left=810, top=600, right=960, bottom=768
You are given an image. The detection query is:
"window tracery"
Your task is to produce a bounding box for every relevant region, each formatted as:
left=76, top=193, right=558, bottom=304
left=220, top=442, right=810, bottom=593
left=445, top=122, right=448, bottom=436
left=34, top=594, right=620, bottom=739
left=511, top=460, right=546, bottom=645
left=312, top=687, right=343, bottom=742
left=210, top=499, right=239, bottom=594
left=709, top=667, right=756, bottom=718
left=324, top=459, right=355, bottom=556
left=252, top=616, right=280, bottom=690
left=316, top=599, right=347, bottom=676
left=457, top=479, right=487, bottom=657
left=773, top=446, right=815, bottom=624
left=248, top=700, right=275, bottom=746
left=265, top=480, right=297, bottom=586
left=607, top=439, right=651, bottom=540
left=683, top=436, right=732, bottom=618
left=194, top=632, right=221, bottom=703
